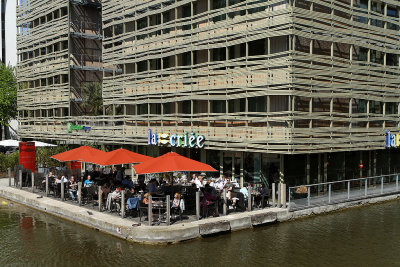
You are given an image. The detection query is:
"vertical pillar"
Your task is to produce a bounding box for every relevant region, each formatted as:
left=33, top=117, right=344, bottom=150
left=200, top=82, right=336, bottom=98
left=381, top=176, right=384, bottom=194
left=318, top=154, right=321, bottom=194
left=166, top=195, right=170, bottom=226
left=272, top=182, right=276, bottom=207
left=19, top=170, right=22, bottom=189
left=196, top=191, right=200, bottom=220
left=282, top=184, right=286, bottom=208
left=31, top=172, right=35, bottom=193
left=307, top=186, right=311, bottom=206
left=360, top=151, right=363, bottom=178
left=347, top=181, right=350, bottom=199
left=324, top=153, right=328, bottom=191
left=232, top=154, right=235, bottom=180
left=121, top=190, right=125, bottom=218
left=277, top=183, right=281, bottom=208
left=328, top=183, right=331, bottom=203
left=396, top=175, right=399, bottom=191
left=46, top=176, right=49, bottom=197
left=78, top=182, right=82, bottom=206
left=148, top=195, right=152, bottom=226
left=61, top=179, right=65, bottom=201
left=8, top=167, right=11, bottom=187
left=219, top=151, right=223, bottom=177
left=98, top=186, right=102, bottom=212
left=306, top=154, right=310, bottom=184
left=365, top=178, right=368, bottom=196
left=248, top=186, right=252, bottom=211
left=223, top=188, right=227, bottom=215
left=240, top=152, right=244, bottom=188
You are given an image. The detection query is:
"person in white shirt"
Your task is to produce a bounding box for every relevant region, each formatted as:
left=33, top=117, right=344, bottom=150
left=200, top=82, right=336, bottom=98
left=216, top=178, right=224, bottom=191
left=209, top=178, right=216, bottom=188
left=194, top=177, right=203, bottom=189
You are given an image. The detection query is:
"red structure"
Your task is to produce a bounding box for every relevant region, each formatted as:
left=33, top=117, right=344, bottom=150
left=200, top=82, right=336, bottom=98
left=19, top=142, right=35, bottom=172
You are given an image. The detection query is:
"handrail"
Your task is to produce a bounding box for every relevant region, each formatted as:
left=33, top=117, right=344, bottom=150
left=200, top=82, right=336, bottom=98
left=289, top=173, right=399, bottom=189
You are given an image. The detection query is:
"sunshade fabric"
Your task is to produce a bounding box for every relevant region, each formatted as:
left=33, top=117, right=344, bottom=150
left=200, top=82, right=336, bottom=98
left=0, top=140, right=56, bottom=147
left=93, top=148, right=153, bottom=165
left=133, top=152, right=218, bottom=174
left=50, top=146, right=107, bottom=163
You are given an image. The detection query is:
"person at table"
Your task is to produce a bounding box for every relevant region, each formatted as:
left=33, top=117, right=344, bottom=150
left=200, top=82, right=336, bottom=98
left=240, top=183, right=249, bottom=202
left=224, top=178, right=233, bottom=200
left=142, top=192, right=154, bottom=205
left=69, top=176, right=78, bottom=201
left=105, top=187, right=121, bottom=211
left=56, top=174, right=68, bottom=184
left=42, top=171, right=55, bottom=185
left=148, top=179, right=158, bottom=195
left=121, top=177, right=133, bottom=189
left=115, top=167, right=125, bottom=185
left=201, top=184, right=218, bottom=217
left=91, top=167, right=100, bottom=179
left=84, top=175, right=94, bottom=187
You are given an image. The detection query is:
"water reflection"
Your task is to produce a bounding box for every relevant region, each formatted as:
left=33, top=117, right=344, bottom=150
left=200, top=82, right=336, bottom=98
left=1, top=198, right=400, bottom=266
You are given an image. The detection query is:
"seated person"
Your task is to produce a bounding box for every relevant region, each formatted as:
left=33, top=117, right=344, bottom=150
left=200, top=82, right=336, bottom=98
left=224, top=179, right=233, bottom=200
left=121, top=177, right=133, bottom=189
left=42, top=171, right=55, bottom=185
left=240, top=183, right=249, bottom=201
left=148, top=179, right=158, bottom=195
left=69, top=176, right=78, bottom=201
left=257, top=183, right=269, bottom=196
left=125, top=187, right=135, bottom=199
left=142, top=192, right=153, bottom=205
left=172, top=193, right=181, bottom=208
left=201, top=185, right=218, bottom=217
left=100, top=183, right=111, bottom=201
left=84, top=175, right=94, bottom=187
left=106, top=187, right=121, bottom=211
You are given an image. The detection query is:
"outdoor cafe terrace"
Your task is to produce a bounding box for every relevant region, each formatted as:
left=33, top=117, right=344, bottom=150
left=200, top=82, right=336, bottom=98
left=8, top=146, right=280, bottom=226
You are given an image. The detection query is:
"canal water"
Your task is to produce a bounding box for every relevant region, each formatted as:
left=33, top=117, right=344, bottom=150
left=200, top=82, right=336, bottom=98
left=0, top=197, right=399, bottom=266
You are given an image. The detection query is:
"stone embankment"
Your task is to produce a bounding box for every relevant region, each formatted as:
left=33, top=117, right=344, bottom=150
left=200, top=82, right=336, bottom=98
left=1, top=178, right=399, bottom=244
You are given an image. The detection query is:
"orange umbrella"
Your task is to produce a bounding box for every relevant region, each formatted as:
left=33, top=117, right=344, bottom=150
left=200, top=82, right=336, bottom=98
left=94, top=148, right=153, bottom=166
left=50, top=146, right=108, bottom=163
left=133, top=152, right=218, bottom=174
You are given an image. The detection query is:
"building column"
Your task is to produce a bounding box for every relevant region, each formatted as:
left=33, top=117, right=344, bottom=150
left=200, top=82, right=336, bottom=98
left=240, top=152, right=244, bottom=188
left=219, top=151, right=223, bottom=177
left=201, top=149, right=206, bottom=163
left=324, top=153, right=328, bottom=191
left=306, top=154, right=310, bottom=184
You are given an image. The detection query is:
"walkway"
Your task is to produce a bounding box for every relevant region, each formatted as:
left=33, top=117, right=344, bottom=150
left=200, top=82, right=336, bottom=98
left=289, top=179, right=400, bottom=211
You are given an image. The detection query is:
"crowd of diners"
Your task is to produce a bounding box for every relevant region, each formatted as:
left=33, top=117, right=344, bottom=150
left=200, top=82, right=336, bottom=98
left=39, top=166, right=271, bottom=220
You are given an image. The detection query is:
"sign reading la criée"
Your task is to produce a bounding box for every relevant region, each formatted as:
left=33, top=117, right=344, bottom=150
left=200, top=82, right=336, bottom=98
left=385, top=130, right=400, bottom=148
left=148, top=129, right=205, bottom=148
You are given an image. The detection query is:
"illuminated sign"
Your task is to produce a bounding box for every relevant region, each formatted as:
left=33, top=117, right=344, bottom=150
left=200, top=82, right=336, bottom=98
left=385, top=130, right=399, bottom=148
left=148, top=129, right=205, bottom=148
left=67, top=123, right=92, bottom=133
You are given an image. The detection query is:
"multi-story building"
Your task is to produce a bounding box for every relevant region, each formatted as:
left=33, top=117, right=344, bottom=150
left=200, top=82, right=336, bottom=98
left=17, top=0, right=400, bottom=186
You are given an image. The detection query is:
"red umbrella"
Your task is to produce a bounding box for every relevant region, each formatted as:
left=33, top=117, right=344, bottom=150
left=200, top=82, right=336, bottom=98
left=133, top=152, right=218, bottom=174
left=50, top=146, right=108, bottom=163
left=94, top=148, right=153, bottom=166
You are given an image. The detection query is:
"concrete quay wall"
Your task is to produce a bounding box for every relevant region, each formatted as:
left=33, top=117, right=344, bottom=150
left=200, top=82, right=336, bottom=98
left=1, top=178, right=399, bottom=244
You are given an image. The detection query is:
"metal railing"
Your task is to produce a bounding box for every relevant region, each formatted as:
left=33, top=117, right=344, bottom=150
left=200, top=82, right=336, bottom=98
left=288, top=173, right=400, bottom=211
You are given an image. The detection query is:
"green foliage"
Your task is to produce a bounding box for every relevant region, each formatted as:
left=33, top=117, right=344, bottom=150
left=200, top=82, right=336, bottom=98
left=0, top=152, right=19, bottom=172
left=0, top=63, right=17, bottom=127
left=35, top=145, right=70, bottom=169
left=81, top=82, right=103, bottom=116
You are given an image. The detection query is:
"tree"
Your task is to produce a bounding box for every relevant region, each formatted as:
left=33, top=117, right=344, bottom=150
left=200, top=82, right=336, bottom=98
left=81, top=82, right=103, bottom=116
left=0, top=63, right=17, bottom=140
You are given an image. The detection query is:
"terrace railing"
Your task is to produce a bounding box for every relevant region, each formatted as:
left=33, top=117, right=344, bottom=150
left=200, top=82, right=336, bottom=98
left=288, top=173, right=400, bottom=211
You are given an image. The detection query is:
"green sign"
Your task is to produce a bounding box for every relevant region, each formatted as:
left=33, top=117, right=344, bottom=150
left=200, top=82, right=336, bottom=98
left=67, top=123, right=92, bottom=133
